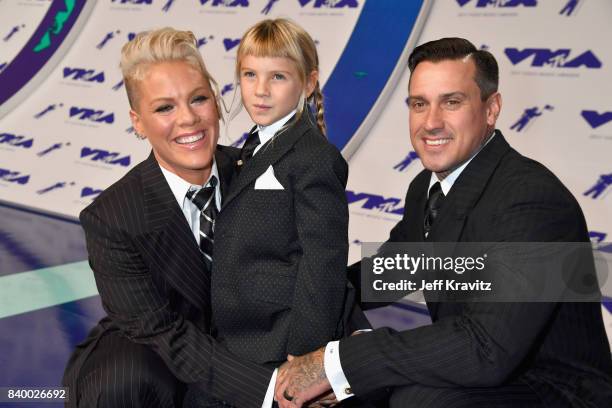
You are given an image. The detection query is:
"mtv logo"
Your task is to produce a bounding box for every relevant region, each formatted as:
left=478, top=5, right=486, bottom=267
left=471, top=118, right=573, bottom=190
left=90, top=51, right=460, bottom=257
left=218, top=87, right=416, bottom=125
left=0, top=168, right=30, bottom=184
left=81, top=187, right=104, bottom=198
left=346, top=190, right=404, bottom=215
left=0, top=133, right=33, bottom=148
left=589, top=231, right=607, bottom=244
left=63, top=67, right=105, bottom=83
left=221, top=83, right=234, bottom=96
left=504, top=48, right=602, bottom=68
left=456, top=0, right=536, bottom=7
left=69, top=107, right=115, bottom=124
left=298, top=0, right=358, bottom=7
left=223, top=38, right=240, bottom=51
left=581, top=110, right=612, bottom=129
left=200, top=0, right=249, bottom=6
left=80, top=147, right=131, bottom=167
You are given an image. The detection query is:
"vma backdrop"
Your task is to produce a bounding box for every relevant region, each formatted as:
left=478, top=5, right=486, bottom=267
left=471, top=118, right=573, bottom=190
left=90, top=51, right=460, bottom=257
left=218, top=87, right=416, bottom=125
left=1, top=0, right=611, bottom=343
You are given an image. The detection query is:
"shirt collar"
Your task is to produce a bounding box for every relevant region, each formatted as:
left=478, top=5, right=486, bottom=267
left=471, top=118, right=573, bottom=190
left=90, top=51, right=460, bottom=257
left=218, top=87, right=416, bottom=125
left=160, top=159, right=220, bottom=209
left=256, top=109, right=296, bottom=146
left=428, top=131, right=496, bottom=196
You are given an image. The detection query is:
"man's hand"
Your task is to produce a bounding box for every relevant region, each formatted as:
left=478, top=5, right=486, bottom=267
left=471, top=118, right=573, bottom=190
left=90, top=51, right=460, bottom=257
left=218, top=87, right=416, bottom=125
left=275, top=347, right=332, bottom=408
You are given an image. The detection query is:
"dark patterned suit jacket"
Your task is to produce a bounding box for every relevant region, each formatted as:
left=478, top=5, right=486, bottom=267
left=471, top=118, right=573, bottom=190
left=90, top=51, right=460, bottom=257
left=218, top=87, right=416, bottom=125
left=342, top=131, right=612, bottom=407
left=212, top=113, right=352, bottom=365
left=63, top=147, right=274, bottom=408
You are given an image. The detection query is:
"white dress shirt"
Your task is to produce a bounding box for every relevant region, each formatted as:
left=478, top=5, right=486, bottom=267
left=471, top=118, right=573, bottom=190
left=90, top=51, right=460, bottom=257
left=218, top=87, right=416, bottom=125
left=160, top=161, right=221, bottom=244
left=325, top=132, right=497, bottom=401
left=254, top=109, right=297, bottom=156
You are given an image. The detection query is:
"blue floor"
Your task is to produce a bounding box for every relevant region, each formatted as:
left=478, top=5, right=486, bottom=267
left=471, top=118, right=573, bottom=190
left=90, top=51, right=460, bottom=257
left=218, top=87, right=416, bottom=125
left=0, top=203, right=105, bottom=407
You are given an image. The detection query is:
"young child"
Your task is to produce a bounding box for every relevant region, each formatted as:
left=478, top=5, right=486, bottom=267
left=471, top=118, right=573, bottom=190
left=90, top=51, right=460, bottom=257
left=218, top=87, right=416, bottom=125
left=211, top=18, right=351, bottom=367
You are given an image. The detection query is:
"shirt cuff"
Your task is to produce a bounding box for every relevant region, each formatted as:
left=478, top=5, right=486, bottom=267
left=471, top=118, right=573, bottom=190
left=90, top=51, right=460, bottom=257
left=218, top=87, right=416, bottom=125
left=262, top=368, right=277, bottom=408
left=324, top=341, right=354, bottom=401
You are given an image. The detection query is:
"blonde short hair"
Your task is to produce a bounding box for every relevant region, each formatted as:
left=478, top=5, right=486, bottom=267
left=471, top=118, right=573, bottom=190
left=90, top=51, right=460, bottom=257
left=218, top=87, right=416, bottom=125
left=236, top=18, right=325, bottom=135
left=120, top=27, right=220, bottom=114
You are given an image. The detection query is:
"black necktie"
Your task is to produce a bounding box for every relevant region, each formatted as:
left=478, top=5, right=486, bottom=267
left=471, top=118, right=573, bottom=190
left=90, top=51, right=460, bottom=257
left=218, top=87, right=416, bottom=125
left=236, top=131, right=261, bottom=174
left=424, top=182, right=444, bottom=238
left=187, top=176, right=217, bottom=267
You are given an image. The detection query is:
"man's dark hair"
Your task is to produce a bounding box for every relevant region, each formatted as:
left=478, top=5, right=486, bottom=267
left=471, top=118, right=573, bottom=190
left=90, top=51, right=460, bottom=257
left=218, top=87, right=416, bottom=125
left=408, top=37, right=499, bottom=100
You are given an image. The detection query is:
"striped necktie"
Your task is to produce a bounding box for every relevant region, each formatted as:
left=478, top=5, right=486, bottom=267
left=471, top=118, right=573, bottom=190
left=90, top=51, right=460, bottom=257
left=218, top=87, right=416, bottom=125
left=187, top=175, right=217, bottom=267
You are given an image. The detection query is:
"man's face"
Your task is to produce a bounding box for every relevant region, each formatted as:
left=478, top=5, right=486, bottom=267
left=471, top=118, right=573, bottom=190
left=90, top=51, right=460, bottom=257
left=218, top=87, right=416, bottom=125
left=130, top=61, right=219, bottom=185
left=408, top=58, right=500, bottom=178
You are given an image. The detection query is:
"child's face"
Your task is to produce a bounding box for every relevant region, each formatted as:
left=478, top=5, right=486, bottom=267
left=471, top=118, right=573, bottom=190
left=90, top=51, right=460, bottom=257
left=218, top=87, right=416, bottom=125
left=239, top=55, right=313, bottom=126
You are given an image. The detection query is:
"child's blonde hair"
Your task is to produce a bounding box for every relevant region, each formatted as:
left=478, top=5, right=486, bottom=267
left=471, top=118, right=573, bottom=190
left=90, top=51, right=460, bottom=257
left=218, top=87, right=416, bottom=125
left=120, top=27, right=221, bottom=117
left=236, top=18, right=326, bottom=135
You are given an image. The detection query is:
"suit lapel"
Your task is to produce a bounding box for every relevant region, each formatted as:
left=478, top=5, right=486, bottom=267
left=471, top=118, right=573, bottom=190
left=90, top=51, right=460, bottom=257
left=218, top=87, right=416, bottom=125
left=429, top=131, right=511, bottom=242
left=403, top=169, right=430, bottom=242
left=222, top=114, right=312, bottom=208
left=137, top=152, right=210, bottom=311
left=215, top=144, right=239, bottom=203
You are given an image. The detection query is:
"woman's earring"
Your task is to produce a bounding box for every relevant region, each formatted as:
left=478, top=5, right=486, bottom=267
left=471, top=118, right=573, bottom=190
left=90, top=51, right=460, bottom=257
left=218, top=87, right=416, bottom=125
left=135, top=131, right=146, bottom=140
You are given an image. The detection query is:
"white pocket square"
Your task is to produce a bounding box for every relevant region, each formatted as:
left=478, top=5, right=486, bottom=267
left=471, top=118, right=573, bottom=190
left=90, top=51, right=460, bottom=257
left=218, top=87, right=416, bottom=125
left=254, top=165, right=284, bottom=190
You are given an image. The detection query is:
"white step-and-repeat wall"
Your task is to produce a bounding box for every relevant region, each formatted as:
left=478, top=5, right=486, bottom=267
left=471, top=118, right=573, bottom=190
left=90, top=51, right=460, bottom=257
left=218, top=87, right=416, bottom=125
left=1, top=0, right=611, bottom=342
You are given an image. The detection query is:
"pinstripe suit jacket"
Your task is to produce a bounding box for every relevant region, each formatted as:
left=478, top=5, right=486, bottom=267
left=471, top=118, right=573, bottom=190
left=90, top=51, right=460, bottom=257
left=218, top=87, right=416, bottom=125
left=63, top=147, right=274, bottom=408
left=343, top=131, right=612, bottom=407
left=212, top=113, right=351, bottom=365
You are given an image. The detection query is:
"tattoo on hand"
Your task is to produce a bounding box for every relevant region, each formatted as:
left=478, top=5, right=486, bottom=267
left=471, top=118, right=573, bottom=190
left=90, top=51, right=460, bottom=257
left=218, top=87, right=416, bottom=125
left=288, top=349, right=326, bottom=395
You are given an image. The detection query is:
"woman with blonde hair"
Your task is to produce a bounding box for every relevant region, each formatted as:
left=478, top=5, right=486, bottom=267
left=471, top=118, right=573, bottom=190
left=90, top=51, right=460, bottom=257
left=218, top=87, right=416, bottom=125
left=62, top=28, right=275, bottom=408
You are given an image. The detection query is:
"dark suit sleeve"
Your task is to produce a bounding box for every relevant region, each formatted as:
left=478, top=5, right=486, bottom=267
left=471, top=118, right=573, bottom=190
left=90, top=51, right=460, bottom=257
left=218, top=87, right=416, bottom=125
left=338, top=176, right=581, bottom=395
left=286, top=142, right=349, bottom=354
left=81, top=207, right=273, bottom=408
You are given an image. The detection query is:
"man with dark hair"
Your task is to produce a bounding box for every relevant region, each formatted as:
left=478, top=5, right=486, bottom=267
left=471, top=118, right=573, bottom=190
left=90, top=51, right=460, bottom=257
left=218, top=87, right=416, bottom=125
left=407, top=37, right=498, bottom=100
left=275, top=37, right=612, bottom=408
